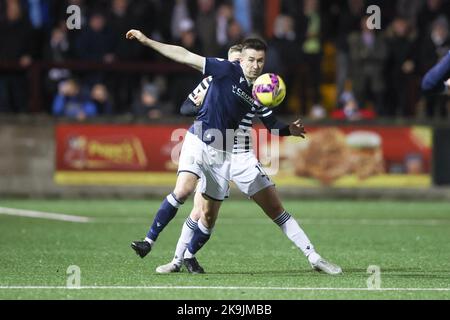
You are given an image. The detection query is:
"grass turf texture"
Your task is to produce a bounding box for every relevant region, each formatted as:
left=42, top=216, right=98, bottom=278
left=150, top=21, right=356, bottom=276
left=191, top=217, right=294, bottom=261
left=0, top=199, right=449, bottom=300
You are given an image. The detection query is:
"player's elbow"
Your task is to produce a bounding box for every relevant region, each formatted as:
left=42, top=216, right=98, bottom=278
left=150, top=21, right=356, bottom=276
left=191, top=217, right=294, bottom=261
left=180, top=100, right=198, bottom=117
left=180, top=106, right=191, bottom=116
left=421, top=75, right=438, bottom=94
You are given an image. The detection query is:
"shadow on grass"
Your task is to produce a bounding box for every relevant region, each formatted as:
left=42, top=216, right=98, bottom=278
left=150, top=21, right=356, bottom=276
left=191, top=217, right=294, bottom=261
left=202, top=267, right=450, bottom=278
left=200, top=270, right=325, bottom=276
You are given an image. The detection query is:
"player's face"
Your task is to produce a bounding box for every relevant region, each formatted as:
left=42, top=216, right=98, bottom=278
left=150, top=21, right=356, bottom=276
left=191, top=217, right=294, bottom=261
left=240, top=49, right=265, bottom=82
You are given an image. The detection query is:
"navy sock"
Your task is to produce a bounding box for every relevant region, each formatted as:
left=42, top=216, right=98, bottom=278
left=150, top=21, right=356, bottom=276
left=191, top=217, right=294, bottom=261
left=187, top=221, right=211, bottom=255
left=147, top=193, right=183, bottom=241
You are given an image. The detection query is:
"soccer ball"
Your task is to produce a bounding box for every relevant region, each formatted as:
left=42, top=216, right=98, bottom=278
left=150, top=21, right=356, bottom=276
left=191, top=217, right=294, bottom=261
left=252, top=73, right=286, bottom=108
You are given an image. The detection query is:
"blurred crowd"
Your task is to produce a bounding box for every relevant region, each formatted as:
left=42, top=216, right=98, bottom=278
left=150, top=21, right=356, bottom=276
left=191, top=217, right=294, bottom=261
left=0, top=0, right=449, bottom=120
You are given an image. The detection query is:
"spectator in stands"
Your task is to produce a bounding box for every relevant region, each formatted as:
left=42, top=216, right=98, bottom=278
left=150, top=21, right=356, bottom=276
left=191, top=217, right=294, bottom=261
left=265, top=14, right=297, bottom=103
left=296, top=0, right=324, bottom=116
left=45, top=21, right=72, bottom=62
left=270, top=14, right=298, bottom=68
left=217, top=7, right=246, bottom=57
left=75, top=11, right=114, bottom=63
left=232, top=0, right=252, bottom=35
left=43, top=20, right=72, bottom=113
left=216, top=3, right=234, bottom=48
left=170, top=18, right=203, bottom=113
left=110, top=0, right=140, bottom=61
left=22, top=0, right=52, bottom=59
left=132, top=0, right=166, bottom=46
left=108, top=0, right=141, bottom=114
left=171, top=0, right=192, bottom=42
left=331, top=91, right=376, bottom=121
left=335, top=0, right=365, bottom=101
left=417, top=0, right=450, bottom=42
left=52, top=79, right=97, bottom=120
left=195, top=0, right=218, bottom=56
left=223, top=18, right=244, bottom=52
left=51, top=0, right=88, bottom=62
left=0, top=0, right=33, bottom=113
left=90, top=83, right=113, bottom=115
left=348, top=16, right=388, bottom=116
left=251, top=0, right=265, bottom=35
left=133, top=83, right=162, bottom=120
left=385, top=16, right=418, bottom=117
left=396, top=0, right=423, bottom=30
left=75, top=10, right=115, bottom=95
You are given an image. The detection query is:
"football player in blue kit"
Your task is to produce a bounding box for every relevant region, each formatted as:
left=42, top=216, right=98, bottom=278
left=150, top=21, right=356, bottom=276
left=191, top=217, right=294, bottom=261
left=158, top=45, right=342, bottom=275
left=125, top=29, right=342, bottom=275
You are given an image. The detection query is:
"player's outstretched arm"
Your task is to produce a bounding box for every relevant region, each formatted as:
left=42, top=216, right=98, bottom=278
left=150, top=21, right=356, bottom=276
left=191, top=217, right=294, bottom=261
left=422, top=50, right=450, bottom=94
left=259, top=111, right=306, bottom=139
left=126, top=29, right=205, bottom=73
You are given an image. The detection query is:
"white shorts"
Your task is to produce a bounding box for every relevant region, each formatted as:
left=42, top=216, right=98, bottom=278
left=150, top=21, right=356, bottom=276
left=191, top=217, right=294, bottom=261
left=230, top=152, right=275, bottom=197
left=178, top=132, right=231, bottom=201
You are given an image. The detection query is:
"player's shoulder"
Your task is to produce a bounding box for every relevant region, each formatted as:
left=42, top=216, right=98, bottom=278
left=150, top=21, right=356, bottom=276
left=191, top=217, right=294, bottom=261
left=205, top=57, right=244, bottom=81
left=208, top=57, right=241, bottom=69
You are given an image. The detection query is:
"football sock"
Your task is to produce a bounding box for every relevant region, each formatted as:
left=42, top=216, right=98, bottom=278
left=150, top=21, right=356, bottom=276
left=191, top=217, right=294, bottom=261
left=172, top=217, right=198, bottom=265
left=186, top=220, right=212, bottom=257
left=146, top=193, right=183, bottom=242
left=273, top=211, right=318, bottom=261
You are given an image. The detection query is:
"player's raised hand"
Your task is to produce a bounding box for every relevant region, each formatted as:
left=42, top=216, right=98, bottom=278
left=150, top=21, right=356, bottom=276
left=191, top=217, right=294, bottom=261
left=126, top=29, right=146, bottom=42
left=289, top=119, right=306, bottom=138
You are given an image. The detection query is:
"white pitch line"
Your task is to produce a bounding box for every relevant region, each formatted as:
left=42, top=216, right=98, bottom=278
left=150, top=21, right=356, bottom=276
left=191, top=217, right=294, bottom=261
left=0, top=286, right=449, bottom=292
left=0, top=207, right=91, bottom=223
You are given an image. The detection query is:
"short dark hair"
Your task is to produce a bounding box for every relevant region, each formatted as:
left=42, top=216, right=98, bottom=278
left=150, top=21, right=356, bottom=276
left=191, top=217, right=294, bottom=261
left=228, top=44, right=243, bottom=54
left=241, top=38, right=267, bottom=52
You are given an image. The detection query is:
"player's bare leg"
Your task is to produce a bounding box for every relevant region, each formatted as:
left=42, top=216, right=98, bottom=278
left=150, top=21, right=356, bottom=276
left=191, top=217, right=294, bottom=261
left=131, top=172, right=198, bottom=259
left=251, top=186, right=342, bottom=275
left=158, top=185, right=341, bottom=275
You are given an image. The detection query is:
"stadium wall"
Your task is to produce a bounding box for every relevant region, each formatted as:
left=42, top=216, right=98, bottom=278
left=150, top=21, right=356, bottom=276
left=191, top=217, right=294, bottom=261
left=1, top=117, right=450, bottom=200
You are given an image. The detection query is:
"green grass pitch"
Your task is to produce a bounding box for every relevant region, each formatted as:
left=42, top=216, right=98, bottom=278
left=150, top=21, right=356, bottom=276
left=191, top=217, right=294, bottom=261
left=0, top=199, right=449, bottom=300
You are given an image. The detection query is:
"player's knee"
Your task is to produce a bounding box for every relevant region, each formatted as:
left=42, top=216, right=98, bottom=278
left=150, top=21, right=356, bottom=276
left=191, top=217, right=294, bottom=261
left=200, top=210, right=217, bottom=229
left=174, top=173, right=198, bottom=202
left=173, top=187, right=194, bottom=203
left=190, top=208, right=202, bottom=221
left=265, top=204, right=285, bottom=219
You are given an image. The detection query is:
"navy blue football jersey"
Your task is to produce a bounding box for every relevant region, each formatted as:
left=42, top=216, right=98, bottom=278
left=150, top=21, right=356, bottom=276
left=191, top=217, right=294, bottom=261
left=188, top=58, right=256, bottom=152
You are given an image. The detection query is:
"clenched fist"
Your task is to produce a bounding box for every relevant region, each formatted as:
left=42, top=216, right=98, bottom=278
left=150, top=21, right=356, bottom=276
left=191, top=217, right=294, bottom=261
left=289, top=119, right=307, bottom=139
left=126, top=29, right=145, bottom=42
